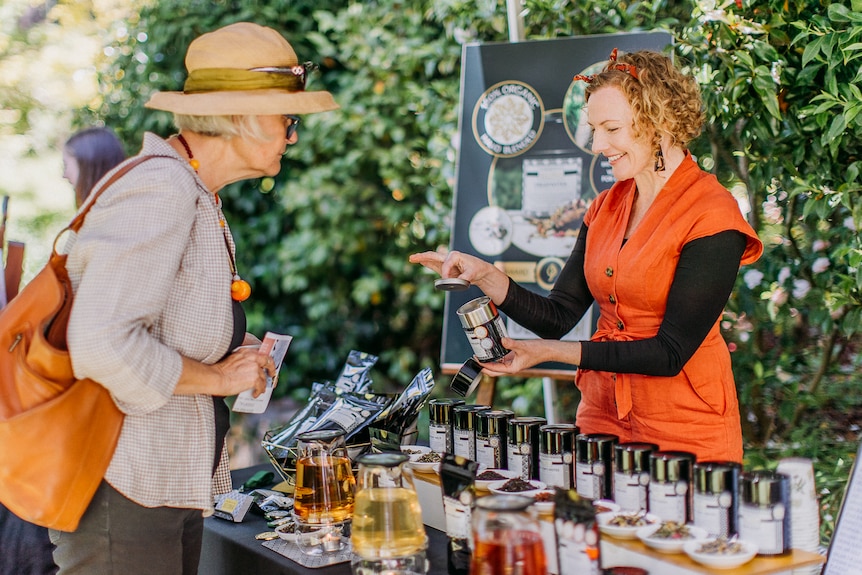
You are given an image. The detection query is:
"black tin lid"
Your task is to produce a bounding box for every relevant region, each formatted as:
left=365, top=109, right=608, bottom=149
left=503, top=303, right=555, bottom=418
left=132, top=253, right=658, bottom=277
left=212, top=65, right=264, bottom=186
left=650, top=451, right=695, bottom=483
left=452, top=403, right=491, bottom=430
left=449, top=358, right=483, bottom=397
left=539, top=423, right=578, bottom=454
left=428, top=398, right=466, bottom=424
left=576, top=433, right=618, bottom=463
left=614, top=442, right=659, bottom=474
left=694, top=461, right=741, bottom=494
left=507, top=417, right=547, bottom=444
left=740, top=470, right=789, bottom=506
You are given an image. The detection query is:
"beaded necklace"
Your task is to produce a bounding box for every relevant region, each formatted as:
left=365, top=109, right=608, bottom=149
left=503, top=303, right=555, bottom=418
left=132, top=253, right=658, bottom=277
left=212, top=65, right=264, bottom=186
left=176, top=134, right=251, bottom=302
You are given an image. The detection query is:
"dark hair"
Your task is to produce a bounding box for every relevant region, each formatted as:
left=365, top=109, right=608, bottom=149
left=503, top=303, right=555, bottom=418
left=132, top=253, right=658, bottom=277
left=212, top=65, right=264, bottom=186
left=64, top=127, right=126, bottom=207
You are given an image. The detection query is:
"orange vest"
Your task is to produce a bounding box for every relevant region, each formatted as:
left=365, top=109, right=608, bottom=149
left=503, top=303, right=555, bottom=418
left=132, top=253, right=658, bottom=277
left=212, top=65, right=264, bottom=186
left=576, top=153, right=762, bottom=462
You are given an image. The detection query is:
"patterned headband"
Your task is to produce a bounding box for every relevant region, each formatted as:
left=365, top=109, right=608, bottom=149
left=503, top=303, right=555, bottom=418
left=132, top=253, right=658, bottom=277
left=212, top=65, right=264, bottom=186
left=573, top=48, right=639, bottom=83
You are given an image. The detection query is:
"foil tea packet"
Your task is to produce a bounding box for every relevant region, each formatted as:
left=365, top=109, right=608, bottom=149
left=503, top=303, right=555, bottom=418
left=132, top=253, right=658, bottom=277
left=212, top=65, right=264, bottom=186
left=369, top=367, right=435, bottom=452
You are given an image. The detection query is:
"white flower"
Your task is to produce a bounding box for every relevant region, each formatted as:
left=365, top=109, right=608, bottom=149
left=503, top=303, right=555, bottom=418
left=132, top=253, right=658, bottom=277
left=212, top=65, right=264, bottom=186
left=812, top=239, right=829, bottom=252
left=743, top=269, right=764, bottom=289
left=777, top=267, right=791, bottom=284
left=792, top=279, right=811, bottom=299
left=812, top=257, right=830, bottom=274
left=844, top=216, right=857, bottom=231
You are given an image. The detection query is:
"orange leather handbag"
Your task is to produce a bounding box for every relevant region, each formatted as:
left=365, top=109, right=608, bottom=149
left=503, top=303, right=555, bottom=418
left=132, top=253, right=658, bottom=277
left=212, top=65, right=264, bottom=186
left=0, top=156, right=157, bottom=531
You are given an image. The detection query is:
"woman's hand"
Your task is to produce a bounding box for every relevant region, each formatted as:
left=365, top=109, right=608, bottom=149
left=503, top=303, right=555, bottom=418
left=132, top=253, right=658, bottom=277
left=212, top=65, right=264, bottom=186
left=409, top=249, right=510, bottom=303
left=216, top=347, right=276, bottom=398
left=477, top=337, right=582, bottom=376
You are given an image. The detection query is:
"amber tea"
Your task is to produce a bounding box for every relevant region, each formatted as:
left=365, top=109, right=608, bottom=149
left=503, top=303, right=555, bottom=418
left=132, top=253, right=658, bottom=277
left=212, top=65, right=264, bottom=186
left=293, top=454, right=356, bottom=523
left=351, top=488, right=426, bottom=558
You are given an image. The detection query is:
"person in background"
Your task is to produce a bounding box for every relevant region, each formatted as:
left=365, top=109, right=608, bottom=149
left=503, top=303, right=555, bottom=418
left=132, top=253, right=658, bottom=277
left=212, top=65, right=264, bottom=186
left=0, top=127, right=127, bottom=575
left=411, top=49, right=762, bottom=463
left=49, top=22, right=338, bottom=574
left=62, top=127, right=126, bottom=207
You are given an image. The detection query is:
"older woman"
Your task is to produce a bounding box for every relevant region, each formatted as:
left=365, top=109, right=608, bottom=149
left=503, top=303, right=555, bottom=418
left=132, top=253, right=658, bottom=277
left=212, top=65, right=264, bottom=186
left=411, top=50, right=762, bottom=463
left=50, top=23, right=338, bottom=574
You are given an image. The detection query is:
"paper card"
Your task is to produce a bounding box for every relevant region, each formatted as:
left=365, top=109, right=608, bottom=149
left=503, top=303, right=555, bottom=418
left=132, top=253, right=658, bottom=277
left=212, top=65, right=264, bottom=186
left=231, top=331, right=292, bottom=414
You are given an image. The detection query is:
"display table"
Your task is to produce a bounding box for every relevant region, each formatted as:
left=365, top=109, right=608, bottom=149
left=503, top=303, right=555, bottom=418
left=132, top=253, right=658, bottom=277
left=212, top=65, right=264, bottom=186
left=199, top=464, right=449, bottom=575
left=411, top=469, right=826, bottom=575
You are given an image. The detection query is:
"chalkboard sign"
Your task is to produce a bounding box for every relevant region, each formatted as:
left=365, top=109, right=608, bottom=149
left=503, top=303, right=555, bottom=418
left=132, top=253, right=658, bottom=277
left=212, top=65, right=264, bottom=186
left=823, top=441, right=862, bottom=574
left=441, top=32, right=673, bottom=375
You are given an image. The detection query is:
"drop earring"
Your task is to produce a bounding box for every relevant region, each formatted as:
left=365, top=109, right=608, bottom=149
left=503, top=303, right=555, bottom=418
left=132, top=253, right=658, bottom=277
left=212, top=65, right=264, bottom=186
left=654, top=148, right=666, bottom=172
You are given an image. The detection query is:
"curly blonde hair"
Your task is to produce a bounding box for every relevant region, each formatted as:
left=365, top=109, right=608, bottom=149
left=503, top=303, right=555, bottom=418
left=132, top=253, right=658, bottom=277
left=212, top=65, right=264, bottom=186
left=584, top=50, right=703, bottom=152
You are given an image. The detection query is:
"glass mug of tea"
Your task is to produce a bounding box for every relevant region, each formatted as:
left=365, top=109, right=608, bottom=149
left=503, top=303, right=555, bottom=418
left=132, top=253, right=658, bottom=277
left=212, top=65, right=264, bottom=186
left=292, top=429, right=356, bottom=555
left=351, top=452, right=428, bottom=574
left=471, top=494, right=547, bottom=575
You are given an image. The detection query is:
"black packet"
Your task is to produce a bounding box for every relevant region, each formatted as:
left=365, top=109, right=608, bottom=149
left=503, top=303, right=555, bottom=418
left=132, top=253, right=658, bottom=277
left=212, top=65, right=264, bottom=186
left=440, top=453, right=479, bottom=575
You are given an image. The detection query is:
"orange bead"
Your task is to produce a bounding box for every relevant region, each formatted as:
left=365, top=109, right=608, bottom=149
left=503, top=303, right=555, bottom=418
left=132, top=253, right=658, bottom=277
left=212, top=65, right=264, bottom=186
left=231, top=279, right=251, bottom=302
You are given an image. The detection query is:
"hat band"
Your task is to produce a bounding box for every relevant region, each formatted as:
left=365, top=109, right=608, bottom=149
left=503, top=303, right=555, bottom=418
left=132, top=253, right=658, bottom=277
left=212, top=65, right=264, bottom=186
left=183, top=68, right=304, bottom=94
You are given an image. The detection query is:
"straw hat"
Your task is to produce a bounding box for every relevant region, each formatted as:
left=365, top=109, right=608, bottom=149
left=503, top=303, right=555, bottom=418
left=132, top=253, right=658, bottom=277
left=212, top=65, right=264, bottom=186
left=145, top=22, right=339, bottom=115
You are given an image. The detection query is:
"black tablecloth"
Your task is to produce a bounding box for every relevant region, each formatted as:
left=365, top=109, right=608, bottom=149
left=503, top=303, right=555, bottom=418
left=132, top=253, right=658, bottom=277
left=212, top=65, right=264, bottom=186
left=199, top=464, right=450, bottom=575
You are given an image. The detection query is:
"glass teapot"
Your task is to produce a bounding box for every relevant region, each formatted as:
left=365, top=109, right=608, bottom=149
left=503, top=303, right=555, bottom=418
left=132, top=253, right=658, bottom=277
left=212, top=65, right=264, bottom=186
left=292, top=429, right=356, bottom=524
left=351, top=452, right=429, bottom=575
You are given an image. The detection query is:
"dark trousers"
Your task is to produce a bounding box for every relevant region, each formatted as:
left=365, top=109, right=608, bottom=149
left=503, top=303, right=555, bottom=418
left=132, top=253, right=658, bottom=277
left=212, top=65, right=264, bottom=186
left=0, top=503, right=57, bottom=575
left=49, top=482, right=204, bottom=575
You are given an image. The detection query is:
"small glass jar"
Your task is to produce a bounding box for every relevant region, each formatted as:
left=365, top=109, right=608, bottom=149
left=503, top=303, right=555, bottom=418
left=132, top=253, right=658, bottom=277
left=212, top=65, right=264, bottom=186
left=471, top=495, right=547, bottom=575
left=351, top=453, right=428, bottom=574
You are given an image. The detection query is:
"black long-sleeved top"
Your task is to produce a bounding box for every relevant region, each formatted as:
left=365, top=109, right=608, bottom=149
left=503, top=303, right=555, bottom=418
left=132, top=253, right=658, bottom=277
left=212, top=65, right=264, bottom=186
left=498, top=225, right=746, bottom=376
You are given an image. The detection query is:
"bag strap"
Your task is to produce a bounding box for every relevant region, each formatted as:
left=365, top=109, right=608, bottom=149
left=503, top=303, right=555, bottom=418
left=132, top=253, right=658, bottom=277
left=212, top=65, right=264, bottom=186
left=68, top=154, right=172, bottom=233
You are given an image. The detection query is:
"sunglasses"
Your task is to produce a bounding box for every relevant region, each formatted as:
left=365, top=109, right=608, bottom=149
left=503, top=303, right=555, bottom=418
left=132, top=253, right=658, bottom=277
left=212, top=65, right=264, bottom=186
left=284, top=115, right=300, bottom=140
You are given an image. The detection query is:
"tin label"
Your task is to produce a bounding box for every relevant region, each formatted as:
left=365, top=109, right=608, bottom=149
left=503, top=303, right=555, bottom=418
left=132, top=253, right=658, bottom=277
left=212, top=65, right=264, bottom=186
left=464, top=316, right=509, bottom=361
left=575, top=461, right=603, bottom=500
left=614, top=472, right=649, bottom=513
left=539, top=452, right=572, bottom=488
left=739, top=503, right=786, bottom=554
left=694, top=491, right=733, bottom=538
left=429, top=423, right=450, bottom=454
left=649, top=481, right=688, bottom=524
left=453, top=429, right=475, bottom=460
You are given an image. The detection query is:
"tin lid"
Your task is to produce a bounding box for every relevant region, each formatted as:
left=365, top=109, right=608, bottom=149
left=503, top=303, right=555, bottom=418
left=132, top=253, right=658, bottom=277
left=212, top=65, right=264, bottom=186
left=539, top=423, right=578, bottom=454
left=450, top=358, right=484, bottom=397
left=614, top=442, right=659, bottom=474
left=456, top=296, right=498, bottom=328
left=476, top=409, right=514, bottom=436
left=435, top=277, right=471, bottom=291
left=693, top=461, right=741, bottom=494
left=576, top=433, right=618, bottom=463
left=475, top=494, right=533, bottom=512
left=507, top=417, right=547, bottom=444
left=650, top=451, right=695, bottom=483
left=740, top=470, right=789, bottom=506
left=428, top=398, right=466, bottom=424
left=452, top=403, right=491, bottom=430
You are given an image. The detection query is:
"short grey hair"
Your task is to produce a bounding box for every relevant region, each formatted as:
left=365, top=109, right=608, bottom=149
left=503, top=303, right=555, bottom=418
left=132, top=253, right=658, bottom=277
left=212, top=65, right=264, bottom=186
left=172, top=114, right=271, bottom=141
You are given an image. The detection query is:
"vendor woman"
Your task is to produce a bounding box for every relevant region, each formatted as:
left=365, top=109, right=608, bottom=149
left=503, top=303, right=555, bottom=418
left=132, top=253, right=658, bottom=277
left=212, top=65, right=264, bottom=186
left=410, top=49, right=762, bottom=463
